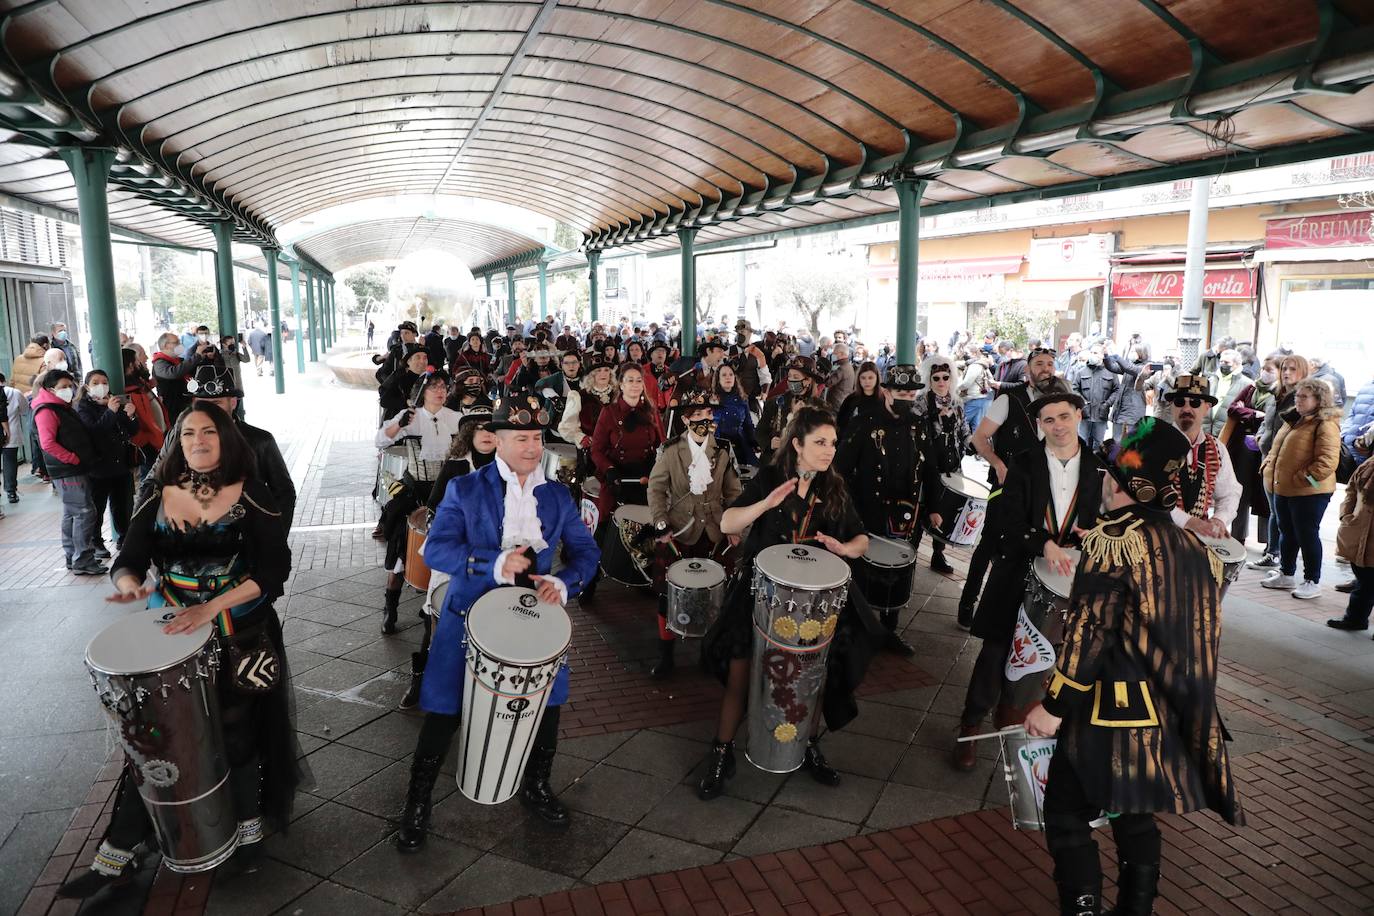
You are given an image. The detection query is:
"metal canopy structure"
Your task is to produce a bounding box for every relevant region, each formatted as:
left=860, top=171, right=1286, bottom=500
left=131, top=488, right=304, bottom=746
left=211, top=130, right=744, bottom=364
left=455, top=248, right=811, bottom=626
left=0, top=0, right=1368, bottom=271
left=290, top=215, right=550, bottom=275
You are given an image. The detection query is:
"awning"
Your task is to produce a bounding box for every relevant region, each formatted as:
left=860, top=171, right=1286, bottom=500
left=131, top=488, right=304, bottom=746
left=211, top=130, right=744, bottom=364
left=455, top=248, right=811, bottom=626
left=1111, top=264, right=1257, bottom=299
left=1253, top=245, right=1374, bottom=263
left=868, top=255, right=1024, bottom=281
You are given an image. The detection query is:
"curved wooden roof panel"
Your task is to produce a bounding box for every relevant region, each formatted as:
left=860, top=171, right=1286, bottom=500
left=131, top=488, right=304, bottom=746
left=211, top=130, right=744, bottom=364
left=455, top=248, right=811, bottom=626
left=0, top=0, right=1368, bottom=266
left=292, top=215, right=547, bottom=274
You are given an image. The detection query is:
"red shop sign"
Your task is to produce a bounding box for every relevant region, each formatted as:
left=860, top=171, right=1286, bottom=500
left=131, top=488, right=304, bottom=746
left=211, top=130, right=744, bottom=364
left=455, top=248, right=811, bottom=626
left=1111, top=268, right=1255, bottom=300
left=1265, top=211, right=1374, bottom=249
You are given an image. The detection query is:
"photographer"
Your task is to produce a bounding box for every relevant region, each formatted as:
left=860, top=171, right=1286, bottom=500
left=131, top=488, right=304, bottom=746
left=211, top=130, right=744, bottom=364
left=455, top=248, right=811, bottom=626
left=220, top=334, right=249, bottom=417
left=74, top=370, right=139, bottom=556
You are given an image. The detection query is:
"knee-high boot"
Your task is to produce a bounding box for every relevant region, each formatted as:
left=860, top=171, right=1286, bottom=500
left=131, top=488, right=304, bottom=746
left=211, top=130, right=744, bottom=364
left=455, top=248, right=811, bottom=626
left=382, top=587, right=401, bottom=635
left=396, top=714, right=457, bottom=852
left=879, top=609, right=914, bottom=656
left=519, top=706, right=569, bottom=827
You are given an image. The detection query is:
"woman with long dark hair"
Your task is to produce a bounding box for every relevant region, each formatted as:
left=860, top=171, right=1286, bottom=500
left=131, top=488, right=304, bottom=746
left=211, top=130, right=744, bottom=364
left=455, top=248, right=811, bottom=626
left=623, top=337, right=662, bottom=405
left=697, top=406, right=876, bottom=800
left=590, top=362, right=664, bottom=518
left=60, top=402, right=301, bottom=897
left=835, top=360, right=885, bottom=439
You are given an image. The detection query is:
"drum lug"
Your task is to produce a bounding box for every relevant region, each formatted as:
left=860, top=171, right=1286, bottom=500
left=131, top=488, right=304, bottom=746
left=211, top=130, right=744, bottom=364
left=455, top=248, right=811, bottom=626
left=178, top=675, right=192, bottom=690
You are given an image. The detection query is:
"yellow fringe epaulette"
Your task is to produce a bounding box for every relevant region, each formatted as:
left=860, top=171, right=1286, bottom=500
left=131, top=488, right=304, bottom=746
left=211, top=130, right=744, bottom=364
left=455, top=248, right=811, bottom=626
left=1206, top=548, right=1225, bottom=587
left=1081, top=516, right=1147, bottom=568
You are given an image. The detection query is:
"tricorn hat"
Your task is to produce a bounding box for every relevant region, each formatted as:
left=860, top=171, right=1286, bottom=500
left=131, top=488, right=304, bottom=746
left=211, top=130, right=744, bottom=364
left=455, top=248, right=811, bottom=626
left=488, top=393, right=550, bottom=431
left=1167, top=374, right=1218, bottom=406
left=186, top=362, right=243, bottom=399
left=1099, top=417, right=1191, bottom=512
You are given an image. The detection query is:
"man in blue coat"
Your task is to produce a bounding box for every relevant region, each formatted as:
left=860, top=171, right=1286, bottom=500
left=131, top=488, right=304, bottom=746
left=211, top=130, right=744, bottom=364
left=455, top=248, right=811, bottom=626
left=396, top=394, right=600, bottom=851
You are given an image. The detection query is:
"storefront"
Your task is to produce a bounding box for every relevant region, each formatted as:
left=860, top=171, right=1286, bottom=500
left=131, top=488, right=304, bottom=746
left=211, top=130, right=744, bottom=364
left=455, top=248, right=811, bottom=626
left=1107, top=254, right=1259, bottom=353
left=864, top=253, right=1023, bottom=342
left=1018, top=233, right=1113, bottom=346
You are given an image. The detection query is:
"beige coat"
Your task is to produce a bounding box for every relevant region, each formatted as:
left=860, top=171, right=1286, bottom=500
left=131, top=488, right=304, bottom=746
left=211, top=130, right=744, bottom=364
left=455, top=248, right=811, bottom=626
left=647, top=434, right=742, bottom=546
left=9, top=342, right=45, bottom=394
left=1261, top=409, right=1342, bottom=497
left=1337, top=457, right=1374, bottom=568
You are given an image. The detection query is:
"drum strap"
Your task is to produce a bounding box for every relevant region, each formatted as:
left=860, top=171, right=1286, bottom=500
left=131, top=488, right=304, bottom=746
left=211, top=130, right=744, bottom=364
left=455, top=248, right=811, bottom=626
left=1045, top=490, right=1079, bottom=545
left=790, top=491, right=819, bottom=543
left=159, top=571, right=252, bottom=636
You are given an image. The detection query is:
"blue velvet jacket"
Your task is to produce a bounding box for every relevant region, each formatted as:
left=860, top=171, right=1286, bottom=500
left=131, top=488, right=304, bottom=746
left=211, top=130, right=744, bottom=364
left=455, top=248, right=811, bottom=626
left=418, top=459, right=600, bottom=715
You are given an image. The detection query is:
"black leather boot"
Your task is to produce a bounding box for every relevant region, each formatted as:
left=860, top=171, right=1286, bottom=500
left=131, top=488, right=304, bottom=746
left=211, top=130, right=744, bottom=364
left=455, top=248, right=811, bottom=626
left=802, top=736, right=841, bottom=787
left=518, top=745, right=570, bottom=827
left=879, top=610, right=915, bottom=656
left=649, top=639, right=675, bottom=679
left=381, top=587, right=400, bottom=635
left=696, top=740, right=736, bottom=800
left=930, top=543, right=954, bottom=574
left=395, top=752, right=443, bottom=852
left=399, top=652, right=425, bottom=709
left=1106, top=862, right=1159, bottom=916
left=1058, top=882, right=1102, bottom=916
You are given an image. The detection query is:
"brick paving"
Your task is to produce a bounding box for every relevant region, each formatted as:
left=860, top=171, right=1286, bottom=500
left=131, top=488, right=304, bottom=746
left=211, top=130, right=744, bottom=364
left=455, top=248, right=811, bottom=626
left=8, top=358, right=1374, bottom=915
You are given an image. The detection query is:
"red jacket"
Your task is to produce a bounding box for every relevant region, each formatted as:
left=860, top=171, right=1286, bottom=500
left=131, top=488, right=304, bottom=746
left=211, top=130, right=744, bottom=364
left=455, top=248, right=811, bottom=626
left=590, top=396, right=663, bottom=515
left=124, top=375, right=167, bottom=450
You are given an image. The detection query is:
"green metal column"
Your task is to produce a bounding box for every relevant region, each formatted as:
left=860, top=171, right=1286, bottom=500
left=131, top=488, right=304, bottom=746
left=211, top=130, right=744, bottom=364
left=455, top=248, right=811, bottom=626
left=506, top=268, right=516, bottom=325
left=894, top=179, right=923, bottom=365
left=329, top=280, right=338, bottom=347
left=305, top=269, right=319, bottom=362
left=289, top=260, right=306, bottom=373
left=57, top=147, right=123, bottom=393
left=263, top=248, right=285, bottom=394
left=210, top=219, right=238, bottom=341
left=538, top=260, right=548, bottom=320
left=678, top=228, right=698, bottom=357
left=484, top=274, right=492, bottom=297
left=318, top=274, right=329, bottom=354
left=588, top=251, right=600, bottom=323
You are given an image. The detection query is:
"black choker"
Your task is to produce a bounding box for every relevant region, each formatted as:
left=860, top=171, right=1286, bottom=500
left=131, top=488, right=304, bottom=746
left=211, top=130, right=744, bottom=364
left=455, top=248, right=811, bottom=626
left=179, top=468, right=221, bottom=508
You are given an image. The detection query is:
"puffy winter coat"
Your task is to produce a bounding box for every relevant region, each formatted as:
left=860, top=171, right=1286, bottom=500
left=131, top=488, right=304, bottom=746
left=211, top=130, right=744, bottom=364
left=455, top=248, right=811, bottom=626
left=1336, top=457, right=1374, bottom=568
left=9, top=342, right=46, bottom=394
left=1262, top=408, right=1342, bottom=497
left=1342, top=378, right=1374, bottom=464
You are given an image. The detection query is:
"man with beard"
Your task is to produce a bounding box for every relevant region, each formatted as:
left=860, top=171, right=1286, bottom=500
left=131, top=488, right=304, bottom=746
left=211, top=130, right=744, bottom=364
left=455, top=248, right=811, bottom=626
left=958, top=347, right=1064, bottom=627
left=756, top=355, right=826, bottom=464
left=1165, top=375, right=1239, bottom=540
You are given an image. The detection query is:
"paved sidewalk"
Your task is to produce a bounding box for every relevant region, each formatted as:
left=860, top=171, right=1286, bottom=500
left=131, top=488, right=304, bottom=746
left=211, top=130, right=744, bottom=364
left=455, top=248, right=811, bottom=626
left=5, top=355, right=1374, bottom=916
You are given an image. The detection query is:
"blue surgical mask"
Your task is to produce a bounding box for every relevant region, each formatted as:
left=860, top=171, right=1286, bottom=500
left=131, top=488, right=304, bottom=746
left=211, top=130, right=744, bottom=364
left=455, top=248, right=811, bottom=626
left=56, top=330, right=69, bottom=341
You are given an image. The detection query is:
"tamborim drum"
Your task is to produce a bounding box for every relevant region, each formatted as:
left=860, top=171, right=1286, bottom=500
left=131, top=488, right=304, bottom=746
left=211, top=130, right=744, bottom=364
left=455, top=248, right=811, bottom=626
left=665, top=558, right=726, bottom=638
left=1197, top=534, right=1245, bottom=599
left=541, top=443, right=580, bottom=487
left=926, top=474, right=990, bottom=546
left=86, top=610, right=237, bottom=873
left=405, top=507, right=432, bottom=592
left=599, top=504, right=653, bottom=586
left=858, top=536, right=916, bottom=611
left=747, top=544, right=851, bottom=774
left=457, top=587, right=572, bottom=804
left=1002, top=549, right=1080, bottom=723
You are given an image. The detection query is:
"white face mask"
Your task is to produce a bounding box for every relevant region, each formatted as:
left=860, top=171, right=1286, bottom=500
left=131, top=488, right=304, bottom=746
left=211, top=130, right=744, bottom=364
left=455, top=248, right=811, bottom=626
left=55, top=387, right=75, bottom=403
left=88, top=383, right=109, bottom=398
left=53, top=360, right=68, bottom=372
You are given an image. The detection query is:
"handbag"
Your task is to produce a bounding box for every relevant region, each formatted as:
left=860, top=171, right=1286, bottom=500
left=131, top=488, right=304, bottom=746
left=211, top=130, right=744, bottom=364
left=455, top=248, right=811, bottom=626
left=224, top=626, right=280, bottom=693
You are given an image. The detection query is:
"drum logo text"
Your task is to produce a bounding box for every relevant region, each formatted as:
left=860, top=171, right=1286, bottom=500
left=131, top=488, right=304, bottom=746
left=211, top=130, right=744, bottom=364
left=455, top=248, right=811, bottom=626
left=519, top=594, right=537, bottom=608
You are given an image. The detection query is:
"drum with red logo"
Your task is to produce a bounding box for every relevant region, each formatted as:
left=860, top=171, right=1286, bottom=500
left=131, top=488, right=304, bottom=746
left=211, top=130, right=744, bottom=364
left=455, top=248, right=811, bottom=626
left=1001, top=549, right=1079, bottom=725
left=926, top=474, right=990, bottom=547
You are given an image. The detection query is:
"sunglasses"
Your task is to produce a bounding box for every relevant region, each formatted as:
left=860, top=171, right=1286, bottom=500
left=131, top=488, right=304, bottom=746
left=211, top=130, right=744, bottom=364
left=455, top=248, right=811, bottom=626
left=1028, top=347, right=1057, bottom=359
left=1171, top=397, right=1206, bottom=409
left=930, top=373, right=951, bottom=382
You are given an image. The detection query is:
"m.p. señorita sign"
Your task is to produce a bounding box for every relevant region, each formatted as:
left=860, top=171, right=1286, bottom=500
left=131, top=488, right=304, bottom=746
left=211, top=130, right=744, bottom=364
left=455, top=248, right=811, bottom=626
left=1111, top=268, right=1255, bottom=300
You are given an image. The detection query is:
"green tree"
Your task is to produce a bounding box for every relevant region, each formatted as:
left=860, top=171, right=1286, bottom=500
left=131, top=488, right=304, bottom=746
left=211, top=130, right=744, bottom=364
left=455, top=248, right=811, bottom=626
left=343, top=265, right=390, bottom=311
left=168, top=276, right=217, bottom=330
left=980, top=297, right=1056, bottom=349
left=769, top=250, right=857, bottom=336
left=115, top=279, right=141, bottom=312
left=553, top=222, right=580, bottom=252
left=149, top=247, right=181, bottom=313
left=243, top=274, right=267, bottom=314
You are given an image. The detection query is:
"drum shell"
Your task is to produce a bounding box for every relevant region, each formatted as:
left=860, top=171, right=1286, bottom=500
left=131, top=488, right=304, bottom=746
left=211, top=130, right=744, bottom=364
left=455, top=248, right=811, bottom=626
left=745, top=567, right=849, bottom=774
left=457, top=626, right=569, bottom=805
left=540, top=445, right=580, bottom=487
left=858, top=540, right=916, bottom=611
left=88, top=637, right=238, bottom=873
left=1002, top=576, right=1069, bottom=715
left=665, top=560, right=726, bottom=638
left=378, top=444, right=409, bottom=509
left=405, top=509, right=432, bottom=591
left=926, top=476, right=988, bottom=547
left=599, top=506, right=652, bottom=586
left=998, top=729, right=1056, bottom=831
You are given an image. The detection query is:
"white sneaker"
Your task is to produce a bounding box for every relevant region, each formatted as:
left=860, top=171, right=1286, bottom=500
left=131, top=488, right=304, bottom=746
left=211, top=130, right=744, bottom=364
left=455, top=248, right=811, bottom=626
left=1261, top=573, right=1296, bottom=590
left=1292, top=580, right=1322, bottom=600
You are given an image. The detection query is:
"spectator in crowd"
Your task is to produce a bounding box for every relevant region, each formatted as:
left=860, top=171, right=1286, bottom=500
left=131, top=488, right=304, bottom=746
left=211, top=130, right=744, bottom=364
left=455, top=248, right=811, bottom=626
left=424, top=323, right=446, bottom=370
left=247, top=322, right=271, bottom=376
left=50, top=322, right=82, bottom=378
left=366, top=320, right=375, bottom=348
left=824, top=343, right=856, bottom=411
left=1329, top=424, right=1374, bottom=631
left=1226, top=353, right=1277, bottom=545
left=120, top=347, right=167, bottom=479
left=1203, top=348, right=1254, bottom=437
left=1191, top=336, right=1235, bottom=377
left=1070, top=343, right=1118, bottom=449
left=795, top=328, right=816, bottom=358
left=1344, top=372, right=1374, bottom=467
left=33, top=370, right=105, bottom=575
left=32, top=343, right=71, bottom=392
left=0, top=371, right=27, bottom=502
left=1250, top=354, right=1310, bottom=570
left=1105, top=344, right=1148, bottom=440
left=11, top=334, right=48, bottom=394
left=178, top=323, right=199, bottom=354
left=1260, top=377, right=1342, bottom=599
left=1054, top=332, right=1083, bottom=376
left=1140, top=351, right=1182, bottom=424
left=991, top=341, right=1025, bottom=388
left=1237, top=344, right=1260, bottom=380
left=220, top=334, right=249, bottom=403
left=73, top=370, right=139, bottom=557
left=151, top=331, right=196, bottom=423
left=1310, top=356, right=1347, bottom=408
left=957, top=347, right=993, bottom=432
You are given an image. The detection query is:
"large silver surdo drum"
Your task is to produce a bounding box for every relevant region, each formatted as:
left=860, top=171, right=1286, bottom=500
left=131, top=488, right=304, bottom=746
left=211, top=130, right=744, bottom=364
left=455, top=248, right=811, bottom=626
left=458, top=587, right=572, bottom=804
left=746, top=544, right=851, bottom=774
left=85, top=610, right=238, bottom=873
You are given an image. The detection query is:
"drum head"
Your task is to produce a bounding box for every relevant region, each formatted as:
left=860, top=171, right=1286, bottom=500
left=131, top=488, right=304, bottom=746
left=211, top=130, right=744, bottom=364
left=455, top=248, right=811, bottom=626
left=613, top=504, right=653, bottom=525
left=864, top=536, right=915, bottom=569
left=582, top=478, right=601, bottom=498
left=1197, top=534, right=1246, bottom=563
left=941, top=474, right=991, bottom=500
left=86, top=609, right=213, bottom=676
left=1032, top=548, right=1081, bottom=599
left=467, top=587, right=572, bottom=667
left=667, top=558, right=725, bottom=589
left=755, top=544, right=850, bottom=590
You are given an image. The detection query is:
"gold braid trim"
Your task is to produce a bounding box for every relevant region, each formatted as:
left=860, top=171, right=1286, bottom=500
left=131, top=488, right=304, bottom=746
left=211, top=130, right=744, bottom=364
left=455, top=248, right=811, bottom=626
left=1207, top=548, right=1225, bottom=587
left=1081, top=518, right=1147, bottom=568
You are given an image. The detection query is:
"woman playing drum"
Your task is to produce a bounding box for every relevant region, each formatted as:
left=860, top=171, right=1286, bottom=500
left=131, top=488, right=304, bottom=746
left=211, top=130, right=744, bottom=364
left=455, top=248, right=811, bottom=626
left=61, top=403, right=302, bottom=898
left=697, top=406, right=877, bottom=800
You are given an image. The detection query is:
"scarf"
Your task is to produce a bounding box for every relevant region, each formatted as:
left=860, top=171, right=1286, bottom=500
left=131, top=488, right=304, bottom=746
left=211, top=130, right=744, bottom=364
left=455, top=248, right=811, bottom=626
left=687, top=434, right=713, bottom=495
left=494, top=455, right=548, bottom=552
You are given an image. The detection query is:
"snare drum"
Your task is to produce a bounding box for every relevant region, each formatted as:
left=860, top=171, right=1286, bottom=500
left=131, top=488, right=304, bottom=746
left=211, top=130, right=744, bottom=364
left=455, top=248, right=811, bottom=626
left=377, top=444, right=409, bottom=508
left=599, top=504, right=653, bottom=586
left=747, top=544, right=851, bottom=773
left=457, top=587, right=572, bottom=804
left=1197, top=534, right=1245, bottom=598
left=926, top=474, right=990, bottom=546
left=404, top=507, right=432, bottom=591
left=858, top=536, right=916, bottom=610
left=541, top=443, right=580, bottom=487
left=86, top=611, right=237, bottom=873
left=665, top=558, right=726, bottom=638
left=1002, top=549, right=1080, bottom=722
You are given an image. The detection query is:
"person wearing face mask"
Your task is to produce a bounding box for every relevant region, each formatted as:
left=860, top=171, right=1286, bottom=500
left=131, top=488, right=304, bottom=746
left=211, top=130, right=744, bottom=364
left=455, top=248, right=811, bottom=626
left=73, top=370, right=139, bottom=558
left=115, top=348, right=166, bottom=480
left=445, top=367, right=494, bottom=416
left=31, top=341, right=71, bottom=392
left=756, top=355, right=826, bottom=464
left=33, top=370, right=106, bottom=574
left=151, top=330, right=208, bottom=424
left=1165, top=376, right=1241, bottom=545
left=1202, top=348, right=1254, bottom=439
left=646, top=390, right=743, bottom=678
left=1070, top=344, right=1119, bottom=450
left=1212, top=352, right=1267, bottom=544
left=50, top=322, right=82, bottom=378
left=0, top=371, right=27, bottom=503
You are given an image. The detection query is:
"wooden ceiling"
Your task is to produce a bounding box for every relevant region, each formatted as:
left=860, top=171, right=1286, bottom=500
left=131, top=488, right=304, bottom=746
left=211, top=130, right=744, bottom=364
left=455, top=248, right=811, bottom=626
left=0, top=0, right=1370, bottom=271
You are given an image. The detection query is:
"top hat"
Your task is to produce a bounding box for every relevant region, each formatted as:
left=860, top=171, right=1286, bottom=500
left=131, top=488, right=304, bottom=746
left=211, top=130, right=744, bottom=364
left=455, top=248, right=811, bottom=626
left=1099, top=417, right=1191, bottom=512
left=186, top=362, right=243, bottom=399
left=785, top=355, right=826, bottom=382
left=677, top=389, right=716, bottom=414
left=647, top=340, right=670, bottom=356
left=1168, top=374, right=1218, bottom=405
left=701, top=338, right=728, bottom=353
left=488, top=393, right=550, bottom=431
left=457, top=406, right=493, bottom=431
left=885, top=364, right=924, bottom=391
left=397, top=321, right=418, bottom=334
left=584, top=354, right=612, bottom=372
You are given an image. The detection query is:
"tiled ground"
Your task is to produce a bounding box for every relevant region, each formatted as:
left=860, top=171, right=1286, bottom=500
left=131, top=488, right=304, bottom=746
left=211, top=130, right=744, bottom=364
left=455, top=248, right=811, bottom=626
left=7, top=355, right=1374, bottom=916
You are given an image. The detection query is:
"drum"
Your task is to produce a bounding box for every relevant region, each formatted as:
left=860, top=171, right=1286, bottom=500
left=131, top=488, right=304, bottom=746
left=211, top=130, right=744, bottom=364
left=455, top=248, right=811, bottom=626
left=1197, top=534, right=1245, bottom=598
left=404, top=507, right=432, bottom=592
left=457, top=587, right=572, bottom=804
left=599, top=504, right=653, bottom=586
left=85, top=610, right=237, bottom=873
left=665, top=558, right=726, bottom=638
left=579, top=478, right=600, bottom=535
left=858, top=536, right=916, bottom=610
left=541, top=443, right=580, bottom=487
left=377, top=444, right=409, bottom=508
left=926, top=474, right=990, bottom=546
left=1003, top=549, right=1080, bottom=721
left=746, top=544, right=851, bottom=774
left=996, top=727, right=1057, bottom=832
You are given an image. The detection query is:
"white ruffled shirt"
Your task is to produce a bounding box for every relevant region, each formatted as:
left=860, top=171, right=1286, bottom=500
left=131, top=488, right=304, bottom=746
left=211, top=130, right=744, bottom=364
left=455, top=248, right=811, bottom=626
left=687, top=433, right=713, bottom=495
left=491, top=454, right=567, bottom=604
